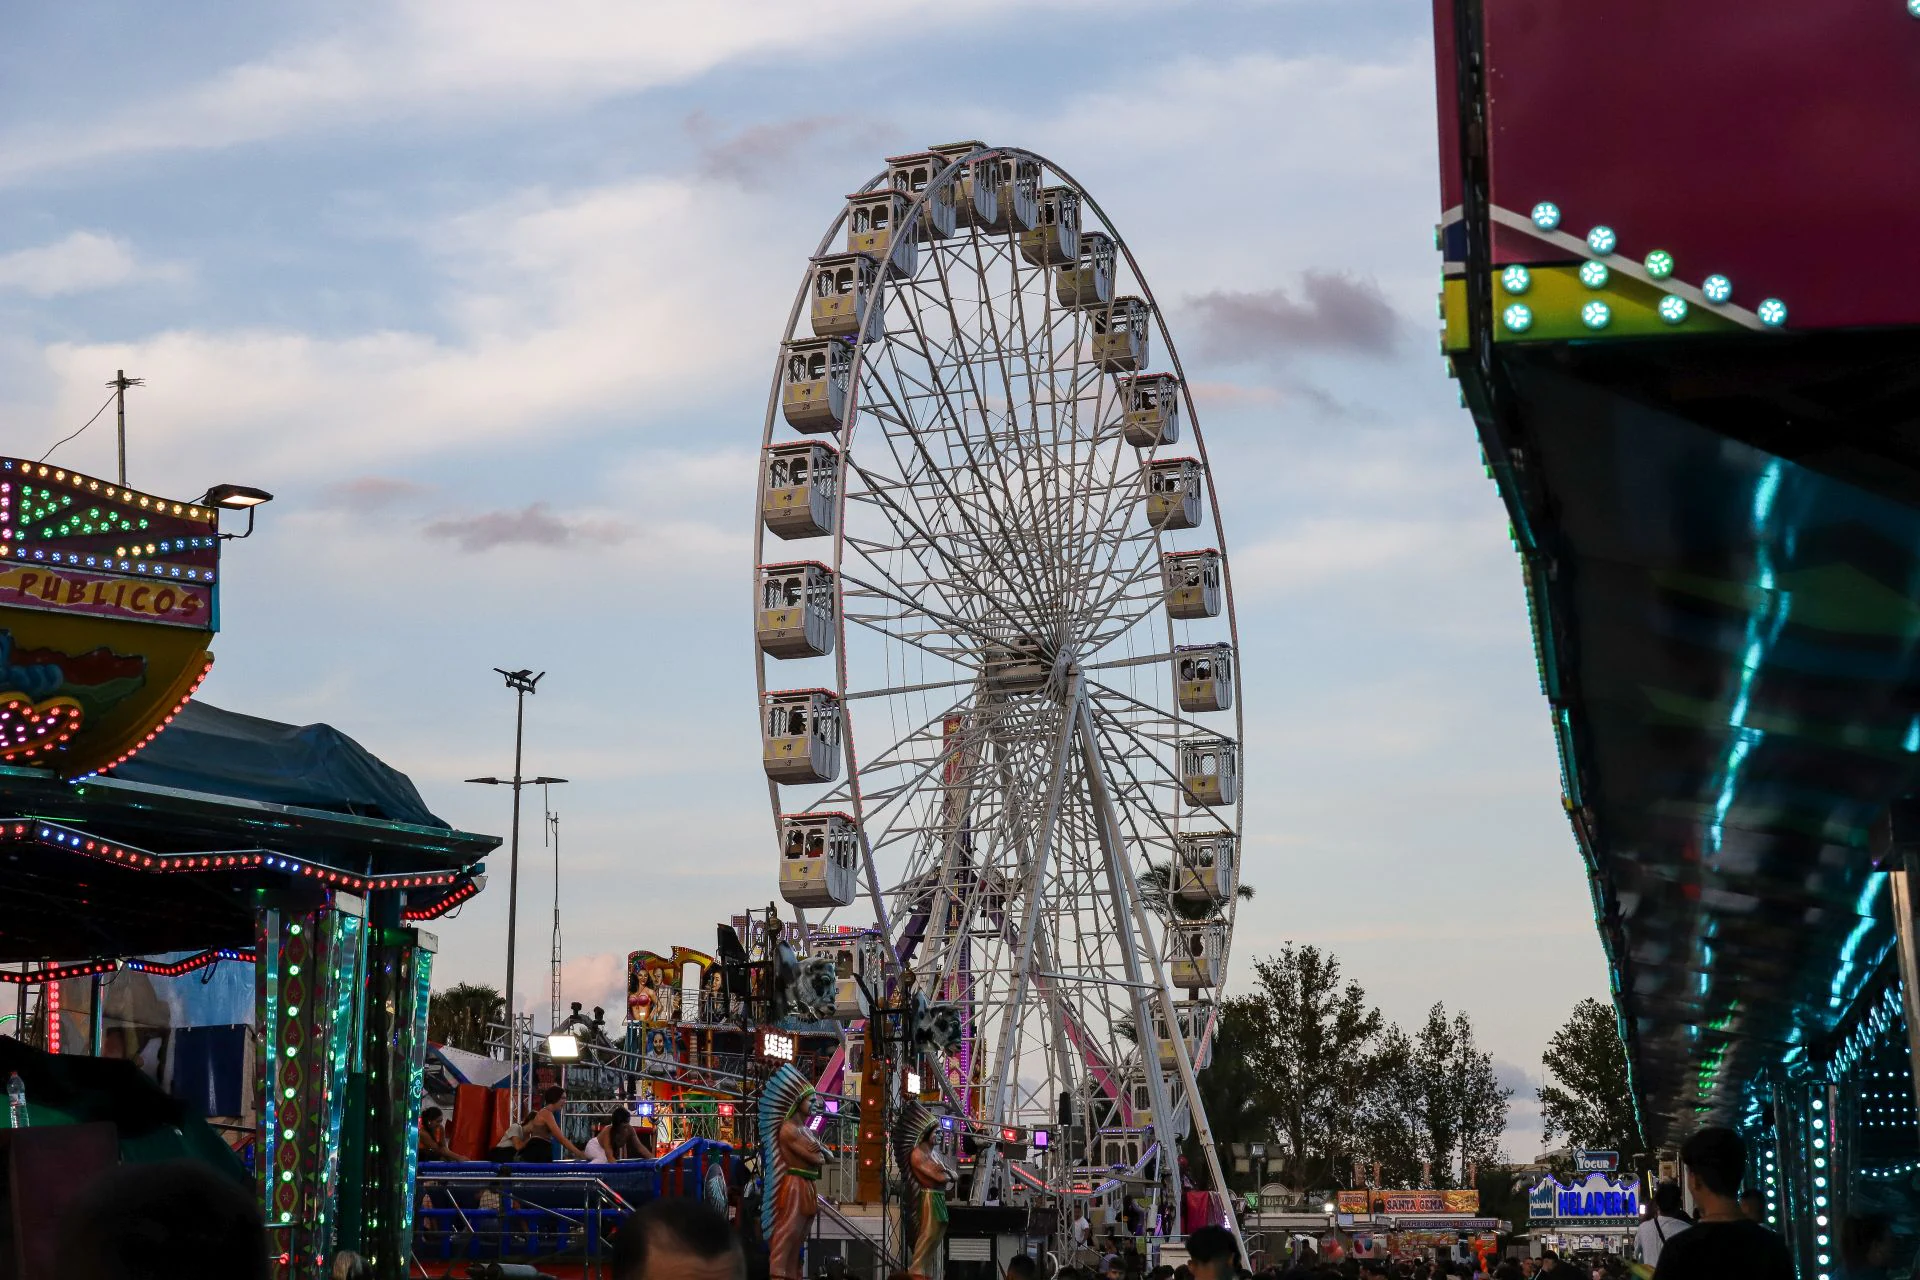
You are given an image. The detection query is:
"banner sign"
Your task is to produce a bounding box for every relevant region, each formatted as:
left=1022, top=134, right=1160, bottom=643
left=1574, top=1150, right=1621, bottom=1173
left=0, top=565, right=212, bottom=629
left=1529, top=1173, right=1640, bottom=1225
left=1337, top=1190, right=1480, bottom=1216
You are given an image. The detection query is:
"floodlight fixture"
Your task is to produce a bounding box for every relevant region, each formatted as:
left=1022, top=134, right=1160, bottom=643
left=198, top=483, right=275, bottom=539
left=546, top=1033, right=581, bottom=1061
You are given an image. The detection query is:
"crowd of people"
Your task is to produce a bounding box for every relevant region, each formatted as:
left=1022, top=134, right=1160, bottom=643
left=40, top=1124, right=1870, bottom=1280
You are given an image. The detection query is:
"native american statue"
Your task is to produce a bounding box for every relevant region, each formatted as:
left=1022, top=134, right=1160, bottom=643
left=760, top=1063, right=827, bottom=1280
left=892, top=1098, right=954, bottom=1280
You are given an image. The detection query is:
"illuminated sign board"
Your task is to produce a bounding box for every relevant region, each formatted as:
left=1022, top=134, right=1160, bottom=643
left=1529, top=1173, right=1641, bottom=1225
left=1574, top=1150, right=1621, bottom=1173
left=0, top=458, right=221, bottom=776
left=1337, top=1190, right=1479, bottom=1216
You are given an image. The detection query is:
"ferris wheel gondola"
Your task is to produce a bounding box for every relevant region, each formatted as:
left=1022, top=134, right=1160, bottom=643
left=751, top=143, right=1246, bottom=1231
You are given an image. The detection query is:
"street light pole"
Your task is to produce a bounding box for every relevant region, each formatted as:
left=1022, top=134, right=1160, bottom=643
left=466, top=667, right=566, bottom=1031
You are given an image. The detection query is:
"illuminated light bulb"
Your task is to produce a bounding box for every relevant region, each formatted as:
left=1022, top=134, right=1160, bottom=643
left=1531, top=202, right=1562, bottom=230
left=1501, top=265, right=1532, bottom=294
left=1703, top=274, right=1733, bottom=304
left=1757, top=298, right=1788, bottom=327
left=1502, top=303, right=1534, bottom=333
left=1581, top=301, right=1612, bottom=329
left=1587, top=226, right=1617, bottom=254
left=1579, top=260, right=1610, bottom=289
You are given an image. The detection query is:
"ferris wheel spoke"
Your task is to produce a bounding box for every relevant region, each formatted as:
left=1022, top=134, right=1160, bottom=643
left=842, top=458, right=1045, bottom=643
left=881, top=285, right=1068, bottom=618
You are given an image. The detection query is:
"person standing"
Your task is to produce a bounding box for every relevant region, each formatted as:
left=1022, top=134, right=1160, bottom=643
left=1651, top=1128, right=1792, bottom=1280
left=1633, top=1181, right=1692, bottom=1269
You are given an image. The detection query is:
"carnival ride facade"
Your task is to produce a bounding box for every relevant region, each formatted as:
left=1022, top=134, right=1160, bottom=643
left=0, top=457, right=497, bottom=1280
left=1435, top=4, right=1920, bottom=1277
left=752, top=142, right=1247, bottom=1254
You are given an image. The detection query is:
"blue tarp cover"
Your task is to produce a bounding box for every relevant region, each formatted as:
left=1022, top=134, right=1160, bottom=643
left=111, top=699, right=446, bottom=828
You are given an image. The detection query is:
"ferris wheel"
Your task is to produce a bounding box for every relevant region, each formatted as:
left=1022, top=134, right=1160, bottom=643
left=752, top=144, right=1244, bottom=1219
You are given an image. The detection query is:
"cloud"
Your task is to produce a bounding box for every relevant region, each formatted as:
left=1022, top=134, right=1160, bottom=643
left=0, top=231, right=177, bottom=298
left=1187, top=271, right=1402, bottom=361
left=29, top=172, right=791, bottom=487
left=688, top=114, right=892, bottom=189
left=321, top=475, right=431, bottom=511
left=423, top=502, right=631, bottom=552
left=553, top=950, right=629, bottom=1023
left=0, top=0, right=1117, bottom=183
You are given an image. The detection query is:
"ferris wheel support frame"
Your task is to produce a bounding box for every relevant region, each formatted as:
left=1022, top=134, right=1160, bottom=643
left=1095, top=699, right=1245, bottom=1261
left=1081, top=699, right=1183, bottom=1231
left=981, top=673, right=1085, bottom=1139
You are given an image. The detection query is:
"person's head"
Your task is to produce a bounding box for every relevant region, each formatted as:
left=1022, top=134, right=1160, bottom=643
left=611, top=1197, right=743, bottom=1280
left=1147, top=1268, right=1173, bottom=1280
left=57, top=1160, right=266, bottom=1280
left=1105, top=1255, right=1123, bottom=1279
left=1679, top=1126, right=1746, bottom=1207
left=1188, top=1225, right=1239, bottom=1280
left=608, top=1105, right=633, bottom=1133
left=421, top=1106, right=444, bottom=1129
left=1008, top=1255, right=1040, bottom=1280
left=545, top=1085, right=568, bottom=1108
left=1652, top=1180, right=1683, bottom=1217
left=1738, top=1190, right=1763, bottom=1221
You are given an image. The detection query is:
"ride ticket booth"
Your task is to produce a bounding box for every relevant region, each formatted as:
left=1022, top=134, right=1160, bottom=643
left=1525, top=1172, right=1643, bottom=1260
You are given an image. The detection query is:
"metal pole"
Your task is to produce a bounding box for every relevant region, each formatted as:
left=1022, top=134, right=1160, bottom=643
left=505, top=686, right=526, bottom=1025
left=89, top=974, right=104, bottom=1056
left=115, top=370, right=127, bottom=485
left=551, top=808, right=563, bottom=1033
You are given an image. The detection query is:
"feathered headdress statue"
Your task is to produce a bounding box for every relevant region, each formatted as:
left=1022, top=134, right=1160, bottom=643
left=891, top=1096, right=942, bottom=1249
left=759, top=1063, right=816, bottom=1240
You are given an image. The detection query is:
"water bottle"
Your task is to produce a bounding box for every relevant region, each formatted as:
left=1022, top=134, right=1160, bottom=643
left=6, top=1072, right=25, bottom=1129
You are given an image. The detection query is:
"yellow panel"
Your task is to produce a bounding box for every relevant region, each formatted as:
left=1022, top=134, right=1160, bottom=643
left=1492, top=264, right=1745, bottom=342
left=1443, top=277, right=1469, bottom=352
left=0, top=603, right=213, bottom=776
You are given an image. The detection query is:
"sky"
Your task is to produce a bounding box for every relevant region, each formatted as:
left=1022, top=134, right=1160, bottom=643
left=0, top=0, right=1609, bottom=1157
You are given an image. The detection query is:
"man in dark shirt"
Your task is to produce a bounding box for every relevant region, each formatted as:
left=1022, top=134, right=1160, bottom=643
left=1653, top=1127, right=1794, bottom=1280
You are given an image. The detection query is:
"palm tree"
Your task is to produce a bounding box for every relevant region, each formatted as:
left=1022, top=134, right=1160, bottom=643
left=1137, top=860, right=1254, bottom=921
left=429, top=982, right=505, bottom=1054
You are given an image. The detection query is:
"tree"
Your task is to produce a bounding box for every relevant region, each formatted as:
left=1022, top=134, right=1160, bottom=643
left=1240, top=944, right=1385, bottom=1189
left=1359, top=1025, right=1427, bottom=1185
left=1137, top=860, right=1256, bottom=922
left=1360, top=1003, right=1510, bottom=1186
left=1538, top=996, right=1642, bottom=1155
left=429, top=982, right=505, bottom=1054
left=1190, top=996, right=1280, bottom=1187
